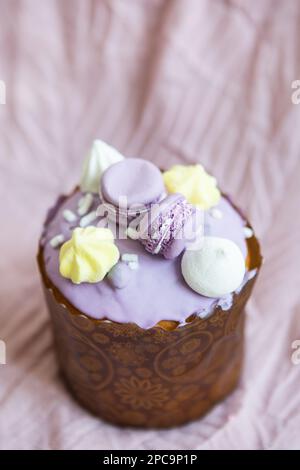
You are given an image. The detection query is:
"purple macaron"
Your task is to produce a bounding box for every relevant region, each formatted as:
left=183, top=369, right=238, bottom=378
left=138, top=193, right=199, bottom=259
left=100, top=158, right=165, bottom=223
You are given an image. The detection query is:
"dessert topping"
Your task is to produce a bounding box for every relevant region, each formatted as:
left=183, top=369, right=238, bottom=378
left=63, top=209, right=77, bottom=223
left=78, top=192, right=93, bottom=216
left=80, top=140, right=124, bottom=193
left=49, top=234, right=65, bottom=248
left=79, top=210, right=98, bottom=227
left=100, top=158, right=165, bottom=222
left=210, top=208, right=223, bottom=219
left=59, top=227, right=119, bottom=284
left=107, top=262, right=132, bottom=289
left=121, top=253, right=139, bottom=271
left=121, top=253, right=139, bottom=263
left=128, top=261, right=139, bottom=271
left=163, top=164, right=221, bottom=210
left=138, top=194, right=197, bottom=259
left=181, top=236, right=245, bottom=297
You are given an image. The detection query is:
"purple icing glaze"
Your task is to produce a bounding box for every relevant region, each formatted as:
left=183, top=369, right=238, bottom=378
left=42, top=191, right=249, bottom=329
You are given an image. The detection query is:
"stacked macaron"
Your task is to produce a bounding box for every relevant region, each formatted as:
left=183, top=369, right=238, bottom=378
left=95, top=156, right=200, bottom=260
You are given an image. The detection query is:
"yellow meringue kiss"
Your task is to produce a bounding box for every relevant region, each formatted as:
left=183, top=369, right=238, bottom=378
left=163, top=164, right=221, bottom=210
left=59, top=227, right=119, bottom=284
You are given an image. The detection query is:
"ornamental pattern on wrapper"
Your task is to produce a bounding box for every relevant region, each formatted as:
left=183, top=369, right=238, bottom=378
left=45, top=270, right=254, bottom=427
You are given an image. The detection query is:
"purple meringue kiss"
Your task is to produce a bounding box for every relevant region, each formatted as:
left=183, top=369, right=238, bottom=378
left=139, top=193, right=198, bottom=259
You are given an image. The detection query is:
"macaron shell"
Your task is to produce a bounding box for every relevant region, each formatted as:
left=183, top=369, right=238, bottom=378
left=139, top=193, right=195, bottom=258
left=138, top=193, right=183, bottom=238
left=163, top=238, right=186, bottom=259
left=161, top=195, right=198, bottom=259
left=101, top=158, right=165, bottom=208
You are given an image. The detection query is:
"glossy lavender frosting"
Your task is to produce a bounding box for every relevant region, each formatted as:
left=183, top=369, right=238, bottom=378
left=41, top=189, right=250, bottom=329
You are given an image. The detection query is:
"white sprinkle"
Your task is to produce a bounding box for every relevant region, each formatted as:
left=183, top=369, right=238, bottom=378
left=63, top=209, right=77, bottom=223
left=78, top=192, right=93, bottom=207
left=126, top=227, right=140, bottom=240
left=210, top=208, right=223, bottom=219
left=78, top=193, right=93, bottom=216
left=128, top=261, right=139, bottom=271
left=49, top=234, right=65, bottom=248
left=244, top=227, right=254, bottom=239
left=122, top=253, right=139, bottom=263
left=80, top=210, right=98, bottom=227
left=78, top=195, right=85, bottom=207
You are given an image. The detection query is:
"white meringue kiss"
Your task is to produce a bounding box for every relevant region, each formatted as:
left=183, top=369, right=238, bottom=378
left=80, top=139, right=124, bottom=193
left=181, top=236, right=246, bottom=298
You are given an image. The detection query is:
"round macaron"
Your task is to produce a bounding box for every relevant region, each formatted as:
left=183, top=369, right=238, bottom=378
left=181, top=236, right=246, bottom=297
left=138, top=193, right=197, bottom=259
left=100, top=158, right=165, bottom=222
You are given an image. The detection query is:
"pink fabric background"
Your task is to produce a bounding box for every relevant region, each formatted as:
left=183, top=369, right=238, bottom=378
left=1, top=0, right=300, bottom=450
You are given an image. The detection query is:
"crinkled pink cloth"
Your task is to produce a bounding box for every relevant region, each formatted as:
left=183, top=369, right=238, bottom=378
left=0, top=0, right=300, bottom=450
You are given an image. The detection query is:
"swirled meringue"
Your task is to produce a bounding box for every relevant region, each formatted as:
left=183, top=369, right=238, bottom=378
left=59, top=227, right=119, bottom=284
left=163, top=164, right=221, bottom=210
left=80, top=140, right=124, bottom=193
left=181, top=236, right=245, bottom=297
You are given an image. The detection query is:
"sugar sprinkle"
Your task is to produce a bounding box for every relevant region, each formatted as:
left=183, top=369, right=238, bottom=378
left=210, top=208, right=223, bottom=219
left=63, top=209, right=77, bottom=223
left=78, top=193, right=93, bottom=216
left=128, top=261, right=139, bottom=271
left=122, top=253, right=139, bottom=263
left=80, top=210, right=98, bottom=227
left=49, top=234, right=65, bottom=248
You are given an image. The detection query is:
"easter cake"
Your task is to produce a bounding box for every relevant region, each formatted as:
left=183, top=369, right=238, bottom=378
left=37, top=140, right=262, bottom=427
